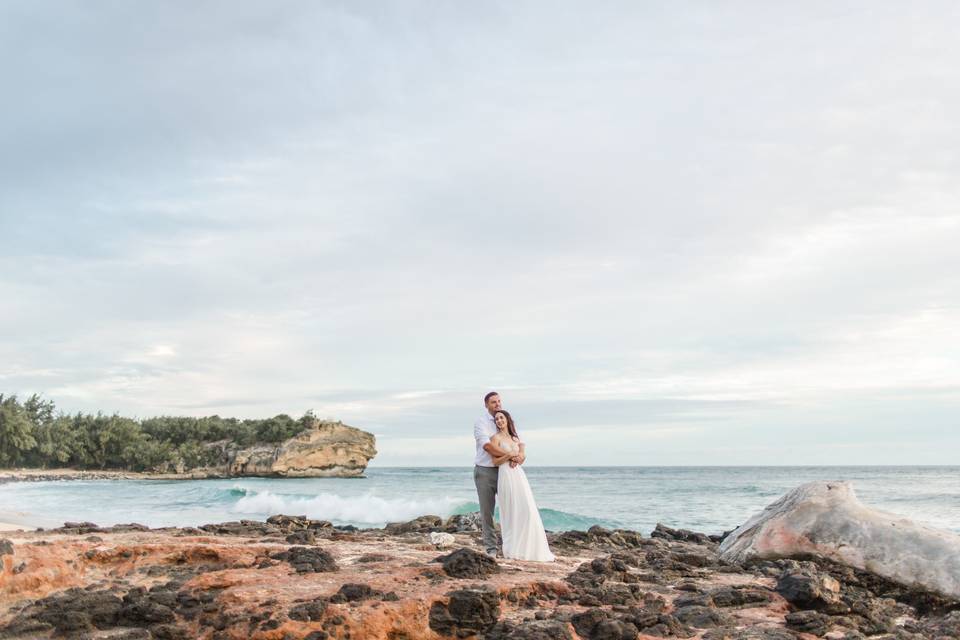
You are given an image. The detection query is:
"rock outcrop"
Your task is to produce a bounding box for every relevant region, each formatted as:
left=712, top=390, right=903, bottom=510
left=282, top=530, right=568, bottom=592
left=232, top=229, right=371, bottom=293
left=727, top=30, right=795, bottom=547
left=0, top=420, right=378, bottom=482
left=718, top=481, right=960, bottom=599
left=2, top=510, right=958, bottom=639
left=203, top=419, right=377, bottom=478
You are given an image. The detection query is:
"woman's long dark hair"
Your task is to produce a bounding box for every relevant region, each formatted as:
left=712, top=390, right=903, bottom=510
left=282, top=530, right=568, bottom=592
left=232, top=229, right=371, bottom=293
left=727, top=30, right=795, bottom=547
left=495, top=410, right=520, bottom=441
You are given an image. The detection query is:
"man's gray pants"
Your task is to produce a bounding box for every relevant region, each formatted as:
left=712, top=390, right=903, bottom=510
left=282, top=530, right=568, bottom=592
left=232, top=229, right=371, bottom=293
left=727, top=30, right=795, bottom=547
left=474, top=465, right=499, bottom=553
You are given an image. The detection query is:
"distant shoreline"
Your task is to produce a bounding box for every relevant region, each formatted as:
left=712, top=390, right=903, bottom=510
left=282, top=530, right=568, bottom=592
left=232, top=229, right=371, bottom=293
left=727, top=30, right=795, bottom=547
left=367, top=464, right=960, bottom=468
left=0, top=467, right=369, bottom=485
left=4, top=465, right=957, bottom=482
left=0, top=468, right=233, bottom=484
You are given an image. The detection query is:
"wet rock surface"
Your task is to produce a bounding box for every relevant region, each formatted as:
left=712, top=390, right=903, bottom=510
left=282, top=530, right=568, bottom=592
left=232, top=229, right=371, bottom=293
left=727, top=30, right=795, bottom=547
left=0, top=511, right=957, bottom=639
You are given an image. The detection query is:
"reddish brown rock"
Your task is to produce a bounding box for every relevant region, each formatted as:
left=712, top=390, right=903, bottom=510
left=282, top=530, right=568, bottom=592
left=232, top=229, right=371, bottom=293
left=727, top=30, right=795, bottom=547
left=0, top=514, right=956, bottom=639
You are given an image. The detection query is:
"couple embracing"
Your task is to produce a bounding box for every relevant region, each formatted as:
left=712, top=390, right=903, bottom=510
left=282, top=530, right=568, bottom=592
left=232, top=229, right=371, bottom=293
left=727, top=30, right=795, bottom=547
left=472, top=391, right=555, bottom=562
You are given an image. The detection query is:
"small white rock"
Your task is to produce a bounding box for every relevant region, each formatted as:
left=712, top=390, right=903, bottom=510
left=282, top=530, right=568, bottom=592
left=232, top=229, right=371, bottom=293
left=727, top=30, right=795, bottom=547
left=429, top=532, right=455, bottom=549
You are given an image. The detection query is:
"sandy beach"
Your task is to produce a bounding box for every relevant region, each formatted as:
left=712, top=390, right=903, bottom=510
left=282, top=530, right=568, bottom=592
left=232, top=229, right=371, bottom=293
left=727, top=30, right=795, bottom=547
left=0, top=510, right=38, bottom=531
left=0, top=467, right=219, bottom=484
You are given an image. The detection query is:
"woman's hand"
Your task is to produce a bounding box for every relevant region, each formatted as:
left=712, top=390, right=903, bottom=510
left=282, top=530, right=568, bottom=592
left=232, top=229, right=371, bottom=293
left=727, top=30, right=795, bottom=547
left=514, top=443, right=526, bottom=466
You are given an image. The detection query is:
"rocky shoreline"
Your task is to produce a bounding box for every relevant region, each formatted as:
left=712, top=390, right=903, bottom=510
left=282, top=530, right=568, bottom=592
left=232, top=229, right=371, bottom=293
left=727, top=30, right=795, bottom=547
left=1, top=511, right=958, bottom=639
left=0, top=468, right=236, bottom=484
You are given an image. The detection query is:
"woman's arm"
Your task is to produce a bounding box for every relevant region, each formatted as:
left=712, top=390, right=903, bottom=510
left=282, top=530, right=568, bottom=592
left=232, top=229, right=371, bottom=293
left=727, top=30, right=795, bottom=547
left=487, top=435, right=515, bottom=465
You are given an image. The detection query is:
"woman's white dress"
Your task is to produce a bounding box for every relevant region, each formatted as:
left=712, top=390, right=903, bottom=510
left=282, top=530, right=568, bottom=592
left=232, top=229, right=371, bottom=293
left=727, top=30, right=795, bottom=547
left=497, top=438, right=555, bottom=562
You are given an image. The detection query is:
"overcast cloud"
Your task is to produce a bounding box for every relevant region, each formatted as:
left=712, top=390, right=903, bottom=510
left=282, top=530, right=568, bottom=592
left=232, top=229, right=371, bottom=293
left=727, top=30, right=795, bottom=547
left=1, top=1, right=958, bottom=465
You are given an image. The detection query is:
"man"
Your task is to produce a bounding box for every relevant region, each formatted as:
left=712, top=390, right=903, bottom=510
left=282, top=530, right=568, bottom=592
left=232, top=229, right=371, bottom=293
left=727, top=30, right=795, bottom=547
left=473, top=391, right=525, bottom=557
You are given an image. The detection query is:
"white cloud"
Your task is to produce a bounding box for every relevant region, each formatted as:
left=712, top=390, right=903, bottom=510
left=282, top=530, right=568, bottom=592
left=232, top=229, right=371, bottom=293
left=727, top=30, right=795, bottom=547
left=1, top=1, right=959, bottom=463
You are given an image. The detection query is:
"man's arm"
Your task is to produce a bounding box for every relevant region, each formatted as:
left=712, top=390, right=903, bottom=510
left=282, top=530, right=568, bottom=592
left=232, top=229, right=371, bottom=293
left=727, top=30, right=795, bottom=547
left=475, top=419, right=511, bottom=459
left=483, top=441, right=511, bottom=457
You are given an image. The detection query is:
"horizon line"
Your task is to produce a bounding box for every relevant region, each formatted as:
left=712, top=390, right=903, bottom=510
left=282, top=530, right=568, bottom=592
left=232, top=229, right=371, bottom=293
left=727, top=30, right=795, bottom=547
left=365, top=463, right=960, bottom=468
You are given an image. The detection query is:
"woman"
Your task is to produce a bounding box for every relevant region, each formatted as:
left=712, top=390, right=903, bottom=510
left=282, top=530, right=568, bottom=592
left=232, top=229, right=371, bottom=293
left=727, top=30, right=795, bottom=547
left=489, top=410, right=555, bottom=562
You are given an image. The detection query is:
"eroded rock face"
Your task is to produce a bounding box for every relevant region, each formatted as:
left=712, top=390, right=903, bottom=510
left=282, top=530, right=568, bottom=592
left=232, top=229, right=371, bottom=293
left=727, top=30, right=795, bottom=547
left=718, top=481, right=960, bottom=599
left=205, top=420, right=377, bottom=478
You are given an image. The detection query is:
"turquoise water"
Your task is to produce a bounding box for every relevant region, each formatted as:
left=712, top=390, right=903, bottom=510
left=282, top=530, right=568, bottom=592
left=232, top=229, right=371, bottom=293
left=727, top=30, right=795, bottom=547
left=1, top=466, right=958, bottom=535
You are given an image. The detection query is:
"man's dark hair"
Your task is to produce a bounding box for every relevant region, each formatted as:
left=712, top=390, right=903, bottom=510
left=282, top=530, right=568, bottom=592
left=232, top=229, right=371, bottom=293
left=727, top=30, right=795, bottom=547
left=484, top=391, right=499, bottom=404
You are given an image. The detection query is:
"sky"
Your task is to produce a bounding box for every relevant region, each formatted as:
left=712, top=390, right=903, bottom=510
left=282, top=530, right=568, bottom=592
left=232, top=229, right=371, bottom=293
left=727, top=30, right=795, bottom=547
left=1, top=2, right=958, bottom=466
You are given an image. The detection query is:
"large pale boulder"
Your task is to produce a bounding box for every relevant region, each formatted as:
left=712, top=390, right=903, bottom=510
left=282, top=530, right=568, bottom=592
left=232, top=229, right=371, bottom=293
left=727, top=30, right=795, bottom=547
left=205, top=420, right=377, bottom=478
left=718, top=481, right=960, bottom=598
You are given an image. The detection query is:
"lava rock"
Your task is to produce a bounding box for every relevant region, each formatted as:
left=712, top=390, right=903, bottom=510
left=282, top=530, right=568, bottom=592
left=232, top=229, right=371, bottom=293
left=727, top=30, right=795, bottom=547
left=386, top=514, right=442, bottom=534
left=329, top=583, right=376, bottom=603
left=110, top=522, right=151, bottom=532
left=443, top=512, right=482, bottom=533
left=708, top=585, right=775, bottom=608
left=571, top=608, right=640, bottom=639
left=18, top=587, right=124, bottom=634
left=285, top=529, right=317, bottom=545
left=702, top=627, right=802, bottom=639
left=270, top=546, right=338, bottom=573
left=58, top=521, right=105, bottom=534
left=651, top=523, right=714, bottom=546
left=436, top=547, right=500, bottom=578
left=921, top=610, right=960, bottom=638
left=119, top=587, right=177, bottom=625
left=428, top=586, right=501, bottom=637
left=777, top=570, right=842, bottom=610
left=486, top=619, right=574, bottom=639
left=672, top=604, right=734, bottom=628
left=356, top=553, right=389, bottom=563
left=199, top=520, right=277, bottom=537
left=150, top=623, right=193, bottom=639
left=288, top=599, right=328, bottom=622
left=785, top=610, right=833, bottom=635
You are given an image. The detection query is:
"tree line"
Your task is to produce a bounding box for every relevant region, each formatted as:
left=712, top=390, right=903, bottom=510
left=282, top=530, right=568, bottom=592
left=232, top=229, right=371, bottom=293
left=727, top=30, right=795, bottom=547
left=0, top=393, right=317, bottom=472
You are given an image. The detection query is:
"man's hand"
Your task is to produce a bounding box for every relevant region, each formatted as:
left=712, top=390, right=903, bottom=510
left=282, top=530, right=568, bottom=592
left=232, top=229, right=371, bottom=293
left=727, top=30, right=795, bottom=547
left=508, top=454, right=523, bottom=468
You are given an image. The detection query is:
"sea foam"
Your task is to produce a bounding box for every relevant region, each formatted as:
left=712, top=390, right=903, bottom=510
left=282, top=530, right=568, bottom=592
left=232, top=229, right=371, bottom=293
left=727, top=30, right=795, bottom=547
left=231, top=489, right=469, bottom=526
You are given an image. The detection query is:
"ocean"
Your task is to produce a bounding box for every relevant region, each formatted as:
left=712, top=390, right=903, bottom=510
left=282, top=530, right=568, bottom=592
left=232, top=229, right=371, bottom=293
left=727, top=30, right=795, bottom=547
left=2, top=466, right=958, bottom=535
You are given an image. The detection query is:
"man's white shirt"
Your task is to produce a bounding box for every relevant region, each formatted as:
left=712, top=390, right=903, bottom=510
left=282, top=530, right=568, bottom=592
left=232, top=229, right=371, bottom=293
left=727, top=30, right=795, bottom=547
left=473, top=413, right=497, bottom=467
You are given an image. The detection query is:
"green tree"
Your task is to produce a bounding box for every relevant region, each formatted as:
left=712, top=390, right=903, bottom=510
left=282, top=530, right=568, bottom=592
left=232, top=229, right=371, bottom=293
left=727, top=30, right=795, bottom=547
left=97, top=415, right=145, bottom=468
left=1, top=391, right=322, bottom=471
left=0, top=394, right=37, bottom=466
left=123, top=438, right=172, bottom=472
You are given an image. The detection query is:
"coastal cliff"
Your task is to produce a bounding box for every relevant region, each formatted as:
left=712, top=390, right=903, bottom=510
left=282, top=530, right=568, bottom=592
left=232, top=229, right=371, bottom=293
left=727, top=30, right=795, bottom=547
left=205, top=420, right=377, bottom=478
left=0, top=394, right=378, bottom=480
left=0, top=420, right=377, bottom=482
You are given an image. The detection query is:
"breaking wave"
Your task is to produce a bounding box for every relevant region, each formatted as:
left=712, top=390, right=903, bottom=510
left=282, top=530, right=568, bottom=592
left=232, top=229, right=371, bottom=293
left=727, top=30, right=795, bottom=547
left=230, top=489, right=470, bottom=526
